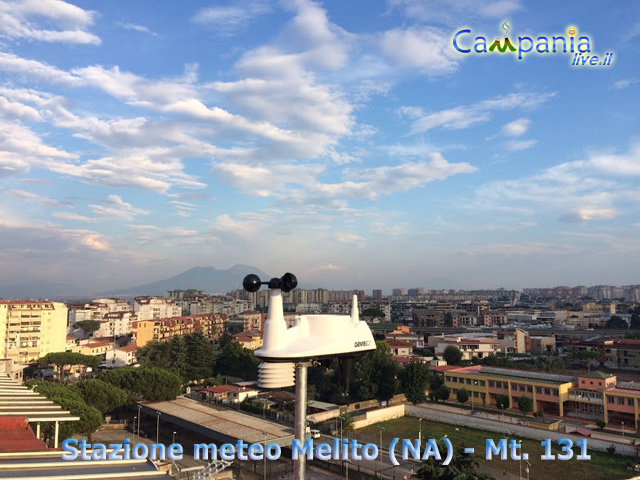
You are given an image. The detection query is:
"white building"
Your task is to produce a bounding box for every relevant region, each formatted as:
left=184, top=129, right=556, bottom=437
left=112, top=345, right=139, bottom=367
left=134, top=297, right=182, bottom=321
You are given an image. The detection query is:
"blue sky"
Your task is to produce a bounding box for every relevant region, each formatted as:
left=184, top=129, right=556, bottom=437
left=0, top=0, right=638, bottom=294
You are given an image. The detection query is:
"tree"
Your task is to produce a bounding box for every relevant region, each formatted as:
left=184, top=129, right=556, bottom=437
left=362, top=307, right=385, bottom=319
left=495, top=394, right=510, bottom=410
left=456, top=388, right=469, bottom=405
left=38, top=352, right=101, bottom=382
left=403, top=360, right=431, bottom=405
left=71, top=379, right=127, bottom=414
left=27, top=381, right=102, bottom=442
left=444, top=312, right=453, bottom=327
left=74, top=320, right=101, bottom=335
left=518, top=396, right=533, bottom=416
left=414, top=439, right=496, bottom=480
left=631, top=312, right=640, bottom=330
left=535, top=355, right=564, bottom=373
left=351, top=341, right=399, bottom=402
left=607, top=315, right=628, bottom=330
left=572, top=350, right=600, bottom=373
left=98, top=367, right=181, bottom=403
left=596, top=418, right=606, bottom=430
left=340, top=413, right=355, bottom=432
left=435, top=384, right=450, bottom=403
left=443, top=345, right=463, bottom=366
left=216, top=342, right=260, bottom=380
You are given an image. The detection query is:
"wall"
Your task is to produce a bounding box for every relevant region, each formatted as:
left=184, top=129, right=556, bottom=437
left=352, top=405, right=406, bottom=429
left=406, top=405, right=637, bottom=456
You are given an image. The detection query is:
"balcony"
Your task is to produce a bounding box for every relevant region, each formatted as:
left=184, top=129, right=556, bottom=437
left=568, top=393, right=603, bottom=404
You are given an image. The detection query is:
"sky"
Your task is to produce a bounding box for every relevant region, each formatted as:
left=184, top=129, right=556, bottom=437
left=0, top=0, right=639, bottom=295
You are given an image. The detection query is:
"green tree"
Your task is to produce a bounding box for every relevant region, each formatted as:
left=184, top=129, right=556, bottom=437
left=607, top=315, right=628, bottom=330
left=518, top=396, right=533, bottom=416
left=443, top=345, right=463, bottom=366
left=169, top=335, right=188, bottom=377
left=404, top=360, right=431, bottom=405
left=136, top=341, right=172, bottom=370
left=435, top=384, right=450, bottom=403
left=98, top=367, right=181, bottom=403
left=572, top=350, right=600, bottom=373
left=596, top=418, right=606, bottom=430
left=362, top=308, right=385, bottom=319
left=414, top=439, right=495, bottom=480
left=27, top=381, right=102, bottom=442
left=444, top=312, right=453, bottom=327
left=456, top=388, right=469, bottom=405
left=351, top=341, right=400, bottom=402
left=38, top=352, right=101, bottom=382
left=71, top=379, right=127, bottom=414
left=630, top=312, right=640, bottom=330
left=495, top=394, right=510, bottom=410
left=184, top=332, right=217, bottom=380
left=74, top=320, right=102, bottom=335
left=216, top=342, right=260, bottom=380
left=340, top=413, right=355, bottom=432
left=428, top=373, right=444, bottom=402
left=535, top=355, right=564, bottom=373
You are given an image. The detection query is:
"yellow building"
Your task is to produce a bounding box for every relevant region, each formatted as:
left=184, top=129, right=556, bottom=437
left=133, top=314, right=227, bottom=348
left=0, top=300, right=68, bottom=363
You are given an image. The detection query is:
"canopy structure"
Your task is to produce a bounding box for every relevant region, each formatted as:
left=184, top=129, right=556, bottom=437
left=0, top=374, right=79, bottom=448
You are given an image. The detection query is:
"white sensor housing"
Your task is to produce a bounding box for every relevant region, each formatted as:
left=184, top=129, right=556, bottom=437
left=254, top=288, right=376, bottom=388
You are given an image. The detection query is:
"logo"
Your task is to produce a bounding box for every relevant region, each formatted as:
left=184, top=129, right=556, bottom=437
left=452, top=21, right=614, bottom=66
left=354, top=341, right=371, bottom=348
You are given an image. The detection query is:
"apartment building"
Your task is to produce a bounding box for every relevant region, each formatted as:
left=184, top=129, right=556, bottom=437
left=134, top=297, right=182, bottom=321
left=72, top=340, right=114, bottom=357
left=530, top=336, right=557, bottom=355
left=240, top=310, right=264, bottom=332
left=431, top=335, right=500, bottom=360
left=385, top=326, right=425, bottom=350
left=232, top=333, right=263, bottom=350
left=384, top=339, right=413, bottom=356
left=412, top=309, right=447, bottom=327
left=0, top=300, right=67, bottom=364
left=440, top=365, right=640, bottom=427
left=132, top=313, right=227, bottom=348
left=112, top=345, right=139, bottom=367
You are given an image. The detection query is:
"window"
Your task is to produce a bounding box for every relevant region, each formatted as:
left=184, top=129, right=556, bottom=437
left=618, top=397, right=625, bottom=405
left=496, top=381, right=502, bottom=389
left=527, top=386, right=533, bottom=393
left=446, top=376, right=451, bottom=382
left=536, top=387, right=542, bottom=394
left=479, top=380, right=486, bottom=387
left=489, top=381, right=495, bottom=387
left=519, top=385, right=525, bottom=392
left=628, top=398, right=634, bottom=407
left=452, top=377, right=458, bottom=383
left=553, top=389, right=559, bottom=396
left=466, top=378, right=471, bottom=385
left=544, top=388, right=551, bottom=395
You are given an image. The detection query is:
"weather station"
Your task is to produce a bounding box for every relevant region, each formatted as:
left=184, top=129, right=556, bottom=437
left=242, top=272, right=376, bottom=480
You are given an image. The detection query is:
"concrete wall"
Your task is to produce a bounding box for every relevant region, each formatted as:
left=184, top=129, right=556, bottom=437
left=353, top=405, right=406, bottom=429
left=406, top=405, right=637, bottom=456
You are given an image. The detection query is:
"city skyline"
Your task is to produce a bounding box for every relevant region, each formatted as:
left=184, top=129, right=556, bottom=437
left=0, top=0, right=639, bottom=294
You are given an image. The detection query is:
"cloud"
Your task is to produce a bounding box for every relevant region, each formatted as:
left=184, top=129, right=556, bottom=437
left=51, top=212, right=95, bottom=222
left=129, top=225, right=204, bottom=245
left=409, top=92, right=555, bottom=134
left=558, top=208, right=621, bottom=224
left=475, top=143, right=640, bottom=222
left=6, top=189, right=73, bottom=208
left=386, top=0, right=523, bottom=25
left=116, top=22, right=158, bottom=36
left=192, top=1, right=271, bottom=35
left=88, top=195, right=149, bottom=220
left=335, top=232, right=367, bottom=248
left=0, top=0, right=100, bottom=45
left=379, top=27, right=461, bottom=75
left=612, top=79, right=638, bottom=90
left=315, top=152, right=476, bottom=200
left=504, top=139, right=537, bottom=152
left=0, top=52, right=85, bottom=85
left=0, top=96, right=41, bottom=121
left=501, top=118, right=530, bottom=137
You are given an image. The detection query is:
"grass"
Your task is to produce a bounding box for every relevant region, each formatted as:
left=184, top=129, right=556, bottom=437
left=359, top=417, right=633, bottom=480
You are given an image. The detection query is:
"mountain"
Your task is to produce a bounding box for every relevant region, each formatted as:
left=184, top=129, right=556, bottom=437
left=104, top=264, right=274, bottom=296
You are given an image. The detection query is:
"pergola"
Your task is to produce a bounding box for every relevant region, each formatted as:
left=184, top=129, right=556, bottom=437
left=0, top=374, right=79, bottom=448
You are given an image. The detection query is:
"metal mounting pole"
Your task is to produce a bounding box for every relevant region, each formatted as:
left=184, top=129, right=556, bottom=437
left=294, top=363, right=309, bottom=480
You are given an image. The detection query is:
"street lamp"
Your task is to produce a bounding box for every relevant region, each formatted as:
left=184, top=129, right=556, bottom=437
left=518, top=440, right=522, bottom=480
left=172, top=431, right=177, bottom=444
left=339, top=415, right=344, bottom=444
left=137, top=405, right=142, bottom=436
left=525, top=460, right=530, bottom=480
left=622, top=421, right=625, bottom=439
left=156, top=412, right=161, bottom=444
left=418, top=418, right=422, bottom=449
left=377, top=426, right=385, bottom=476
left=343, top=459, right=351, bottom=480
left=133, top=416, right=137, bottom=436
left=471, top=380, right=478, bottom=412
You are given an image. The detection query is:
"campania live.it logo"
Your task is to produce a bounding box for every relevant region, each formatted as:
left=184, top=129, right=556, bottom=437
left=452, top=21, right=614, bottom=66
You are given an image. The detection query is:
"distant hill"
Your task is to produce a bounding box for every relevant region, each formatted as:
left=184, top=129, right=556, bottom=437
left=104, top=264, right=274, bottom=296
